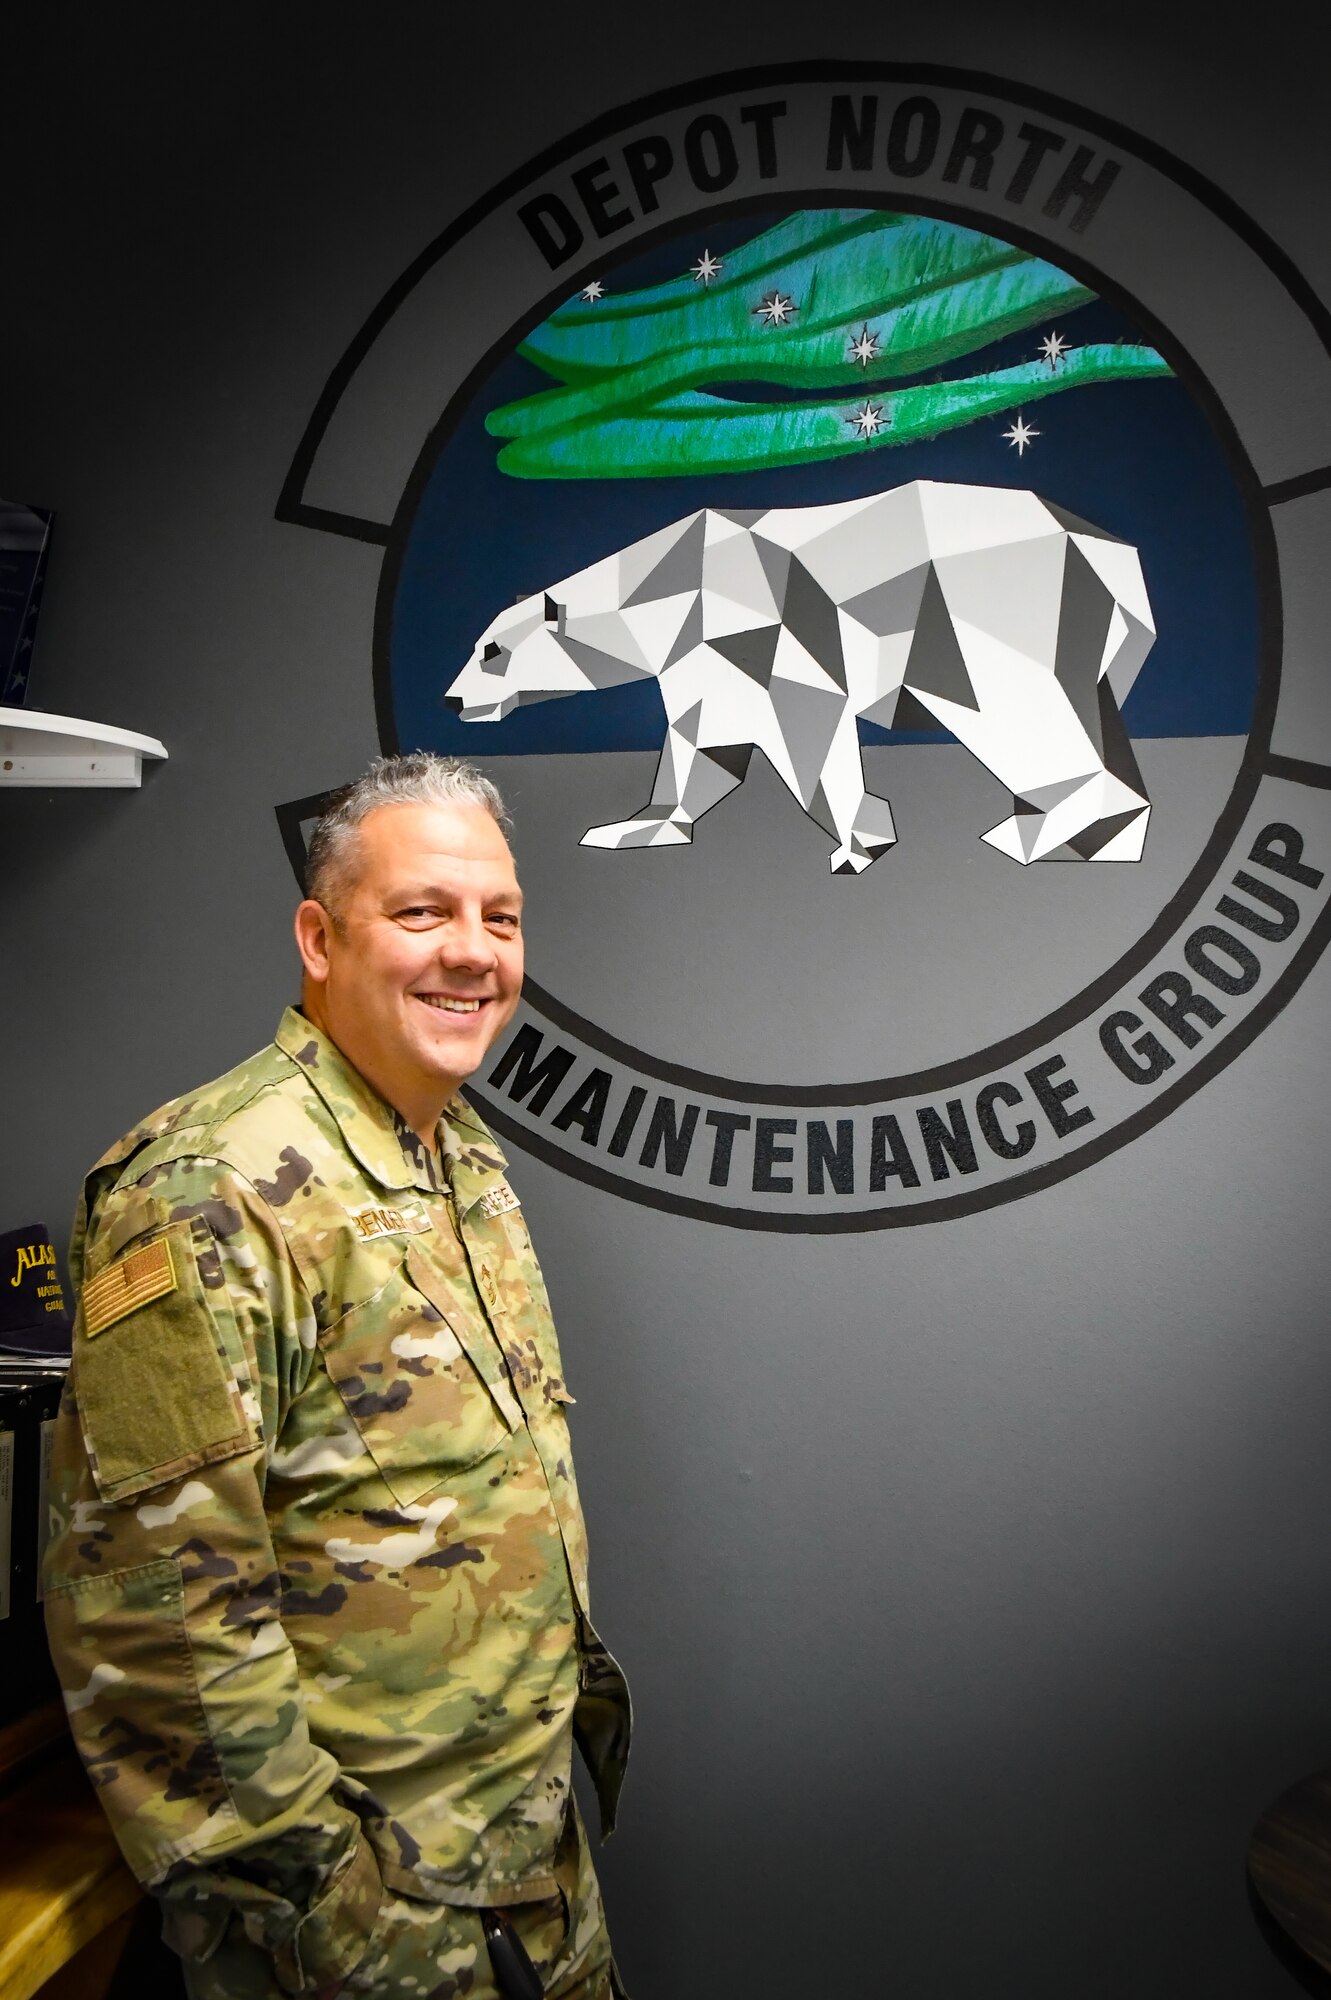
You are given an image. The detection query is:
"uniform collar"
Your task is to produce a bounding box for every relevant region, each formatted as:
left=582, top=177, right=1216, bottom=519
left=276, top=1007, right=432, bottom=1193
left=442, top=1093, right=512, bottom=1217
left=274, top=1008, right=508, bottom=1204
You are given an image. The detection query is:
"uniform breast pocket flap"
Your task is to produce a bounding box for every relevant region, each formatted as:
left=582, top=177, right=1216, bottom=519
left=321, top=1254, right=517, bottom=1507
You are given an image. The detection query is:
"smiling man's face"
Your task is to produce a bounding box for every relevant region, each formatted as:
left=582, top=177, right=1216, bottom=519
left=296, top=800, right=524, bottom=1142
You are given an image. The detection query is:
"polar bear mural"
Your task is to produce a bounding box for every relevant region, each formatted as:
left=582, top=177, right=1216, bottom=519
left=444, top=480, right=1156, bottom=872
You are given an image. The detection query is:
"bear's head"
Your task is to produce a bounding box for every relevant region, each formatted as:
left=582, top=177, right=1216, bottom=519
left=445, top=588, right=591, bottom=722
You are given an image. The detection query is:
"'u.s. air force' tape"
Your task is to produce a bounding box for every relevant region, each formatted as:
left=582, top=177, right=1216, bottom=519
left=476, top=1184, right=520, bottom=1220
left=82, top=1239, right=176, bottom=1338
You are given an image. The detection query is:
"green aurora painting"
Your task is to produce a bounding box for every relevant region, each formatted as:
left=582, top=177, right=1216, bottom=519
left=487, top=209, right=1171, bottom=479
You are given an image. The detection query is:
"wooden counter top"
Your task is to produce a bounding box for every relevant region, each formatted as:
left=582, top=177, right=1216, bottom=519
left=0, top=1702, right=142, bottom=2000
left=1249, top=1766, right=1331, bottom=1993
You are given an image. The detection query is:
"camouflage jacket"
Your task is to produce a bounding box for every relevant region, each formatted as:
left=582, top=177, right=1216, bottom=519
left=43, top=1009, right=631, bottom=1995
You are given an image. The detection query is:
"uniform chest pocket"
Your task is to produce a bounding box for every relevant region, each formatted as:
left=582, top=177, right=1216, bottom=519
left=467, top=1209, right=576, bottom=1421
left=320, top=1255, right=519, bottom=1507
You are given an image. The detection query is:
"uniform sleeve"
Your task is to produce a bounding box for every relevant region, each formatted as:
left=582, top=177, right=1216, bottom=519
left=42, top=1160, right=383, bottom=1994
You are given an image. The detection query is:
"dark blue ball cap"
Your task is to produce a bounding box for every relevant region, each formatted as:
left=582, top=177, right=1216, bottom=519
left=0, top=1222, right=73, bottom=1354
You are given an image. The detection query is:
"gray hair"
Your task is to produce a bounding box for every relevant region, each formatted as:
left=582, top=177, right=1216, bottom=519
left=305, top=753, right=511, bottom=916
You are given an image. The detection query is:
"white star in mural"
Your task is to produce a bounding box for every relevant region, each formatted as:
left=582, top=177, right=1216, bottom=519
left=690, top=249, right=723, bottom=284
left=847, top=400, right=888, bottom=440
left=580, top=281, right=605, bottom=303
left=1003, top=414, right=1040, bottom=455
left=848, top=324, right=880, bottom=367
left=754, top=290, right=797, bottom=326
left=1039, top=331, right=1067, bottom=367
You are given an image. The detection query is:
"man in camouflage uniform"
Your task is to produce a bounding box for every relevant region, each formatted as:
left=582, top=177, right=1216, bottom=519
left=43, top=756, right=631, bottom=2000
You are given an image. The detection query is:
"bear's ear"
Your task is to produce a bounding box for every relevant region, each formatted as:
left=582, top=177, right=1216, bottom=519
left=544, top=594, right=562, bottom=626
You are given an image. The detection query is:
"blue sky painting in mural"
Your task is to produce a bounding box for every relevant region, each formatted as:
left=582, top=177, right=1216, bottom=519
left=389, top=207, right=1260, bottom=759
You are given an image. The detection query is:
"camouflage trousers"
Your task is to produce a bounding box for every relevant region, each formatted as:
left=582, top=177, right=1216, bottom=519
left=179, top=1804, right=626, bottom=2000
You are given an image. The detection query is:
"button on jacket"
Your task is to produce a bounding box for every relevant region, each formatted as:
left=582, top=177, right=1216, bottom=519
left=43, top=1009, right=631, bottom=1994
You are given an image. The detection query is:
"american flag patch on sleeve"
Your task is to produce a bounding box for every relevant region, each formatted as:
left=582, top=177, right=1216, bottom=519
left=83, top=1237, right=177, bottom=1339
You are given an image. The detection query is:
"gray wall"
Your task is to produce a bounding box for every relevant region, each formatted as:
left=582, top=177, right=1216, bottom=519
left=3, top=8, right=1328, bottom=1994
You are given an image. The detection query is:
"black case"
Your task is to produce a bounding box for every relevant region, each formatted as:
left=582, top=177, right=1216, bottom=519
left=0, top=1360, right=66, bottom=1725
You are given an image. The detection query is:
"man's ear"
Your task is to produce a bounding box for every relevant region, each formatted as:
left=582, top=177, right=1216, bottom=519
left=294, top=899, right=335, bottom=984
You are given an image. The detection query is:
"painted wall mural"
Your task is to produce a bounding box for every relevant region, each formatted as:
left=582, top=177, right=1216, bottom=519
left=277, top=68, right=1331, bottom=1230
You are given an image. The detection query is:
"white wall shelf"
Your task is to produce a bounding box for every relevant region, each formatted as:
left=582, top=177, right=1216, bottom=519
left=0, top=706, right=167, bottom=787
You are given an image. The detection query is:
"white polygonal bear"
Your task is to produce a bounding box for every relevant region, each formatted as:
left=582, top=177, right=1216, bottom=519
left=444, top=480, right=1156, bottom=872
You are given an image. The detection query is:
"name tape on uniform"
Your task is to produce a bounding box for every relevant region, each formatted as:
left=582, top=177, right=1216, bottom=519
left=350, top=1203, right=432, bottom=1242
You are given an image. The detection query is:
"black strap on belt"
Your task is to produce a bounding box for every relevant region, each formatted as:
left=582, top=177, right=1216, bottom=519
left=480, top=1909, right=545, bottom=2000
